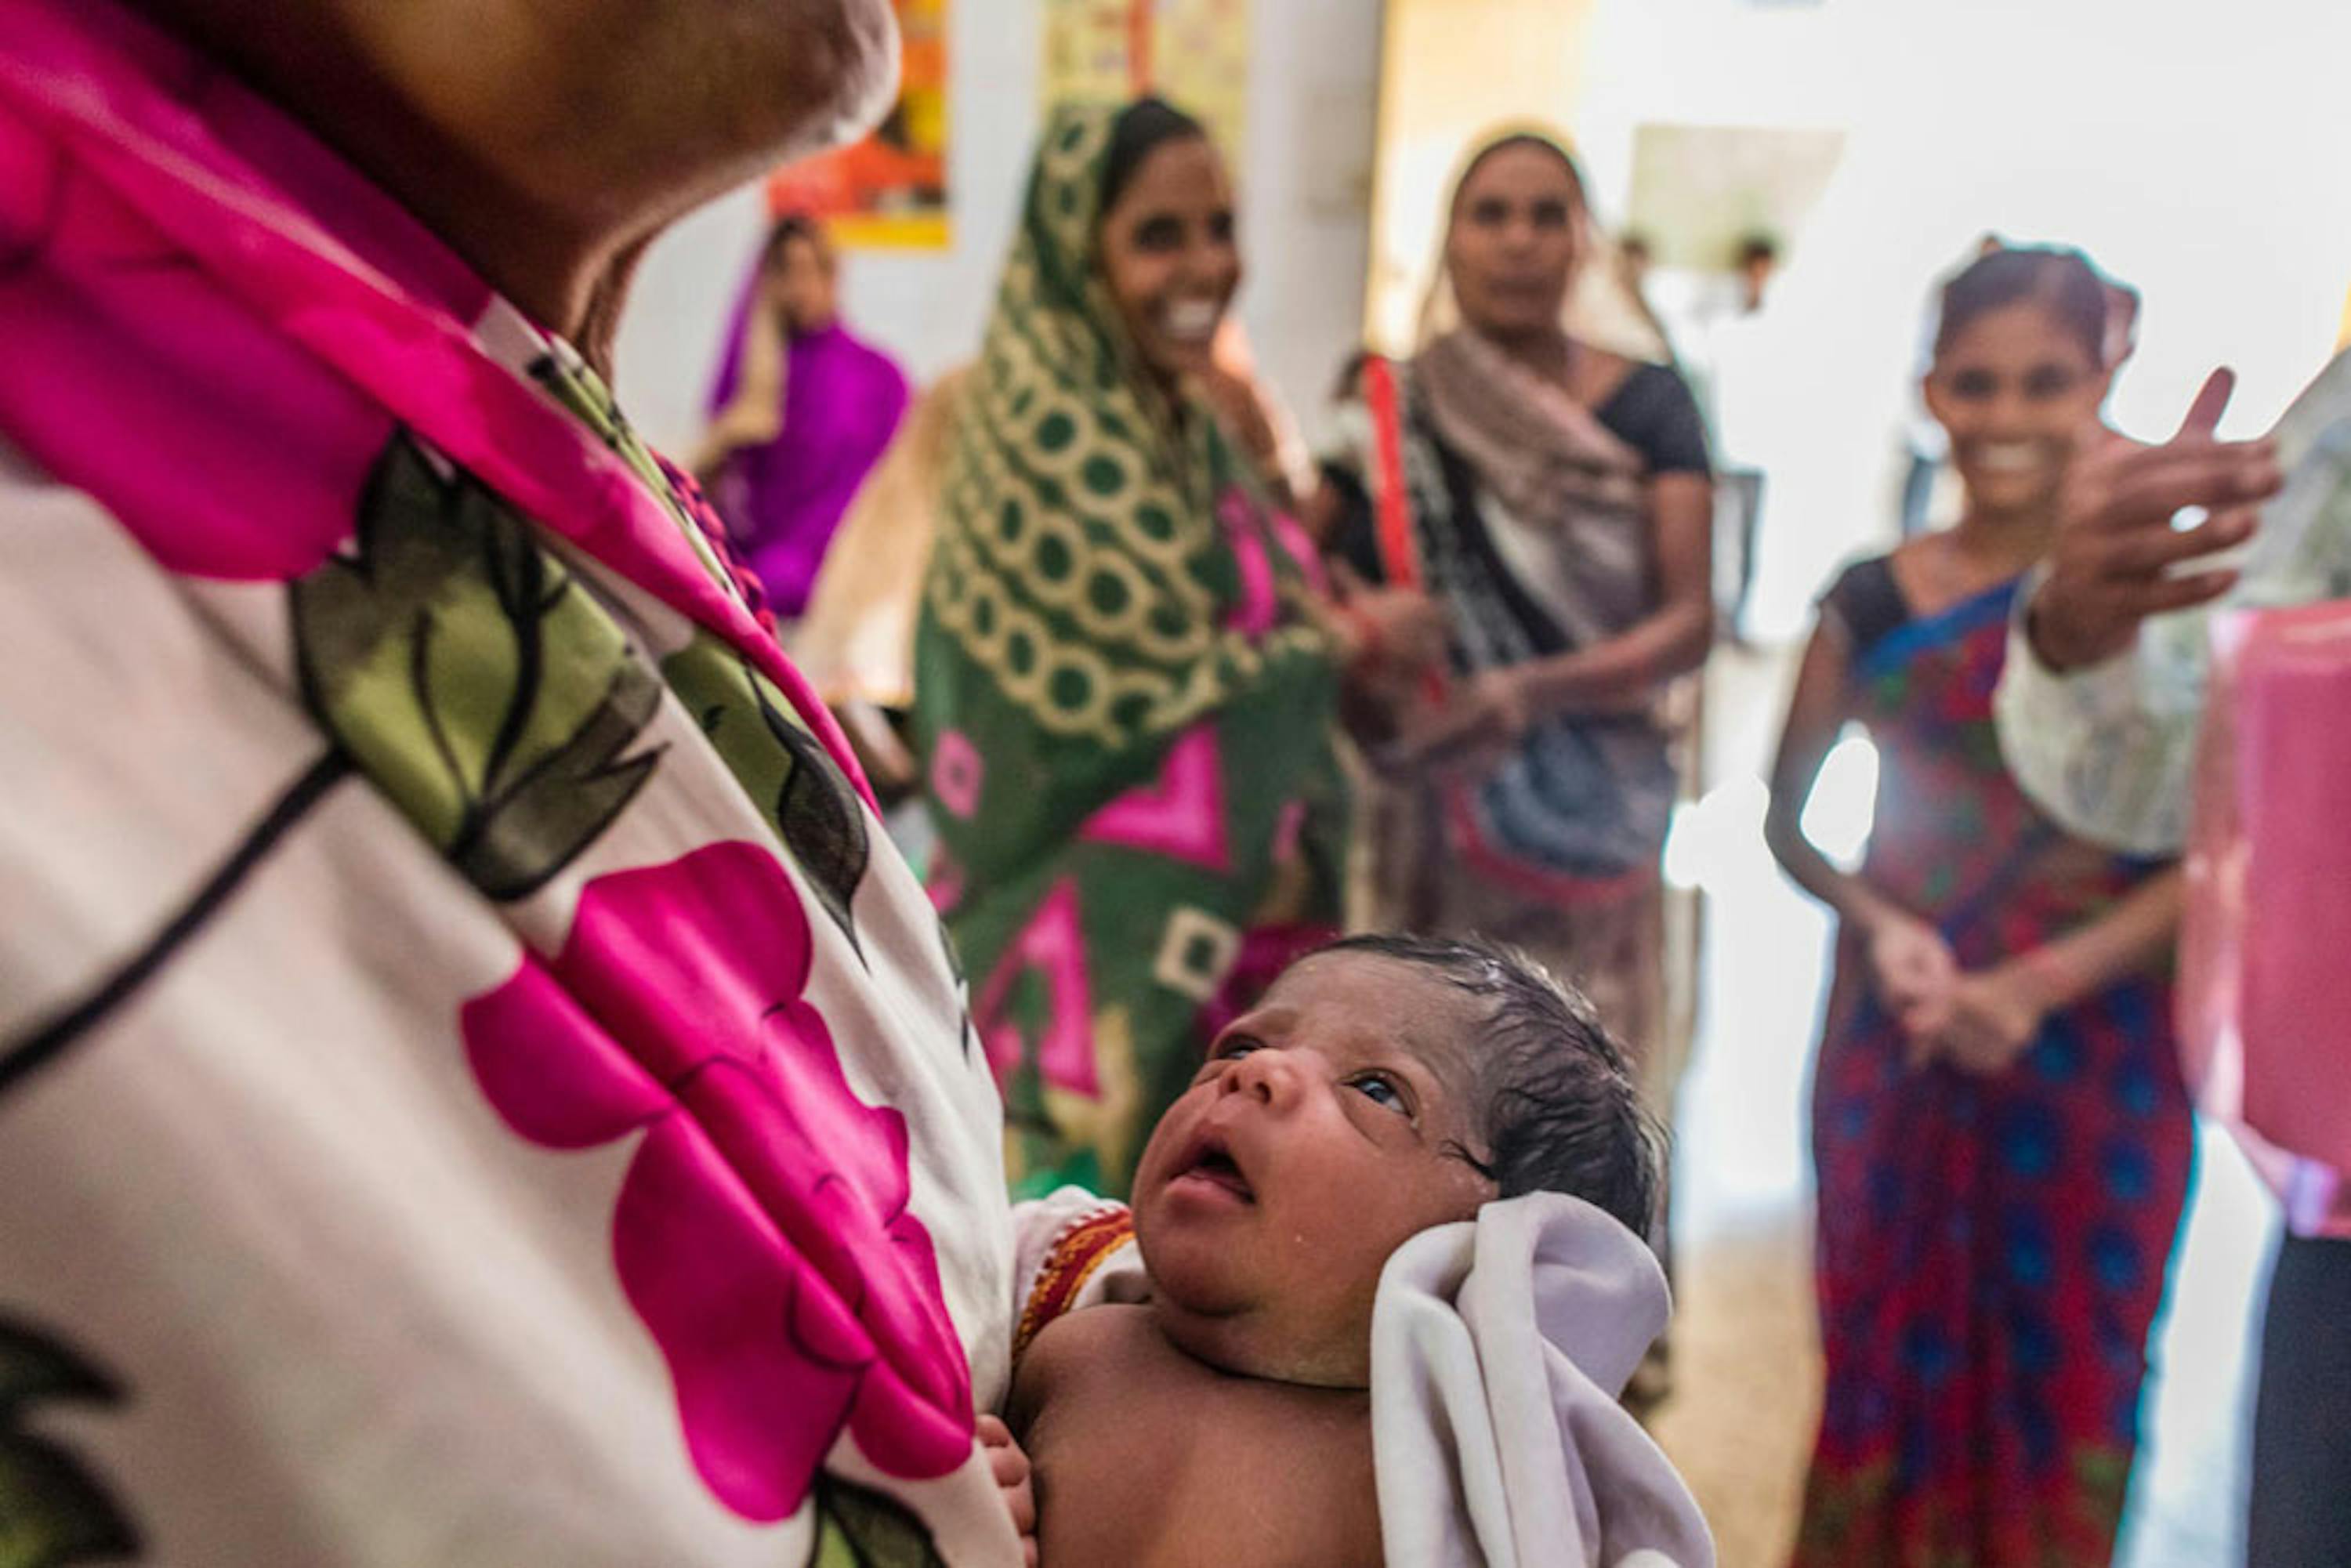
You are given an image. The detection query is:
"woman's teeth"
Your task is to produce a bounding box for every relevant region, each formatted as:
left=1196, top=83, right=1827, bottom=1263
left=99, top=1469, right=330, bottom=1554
left=1161, top=300, right=1222, bottom=344
left=1972, top=442, right=2045, bottom=475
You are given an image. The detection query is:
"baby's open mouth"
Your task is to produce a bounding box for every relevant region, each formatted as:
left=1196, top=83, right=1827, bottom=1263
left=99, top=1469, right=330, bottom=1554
left=1175, top=1135, right=1255, bottom=1203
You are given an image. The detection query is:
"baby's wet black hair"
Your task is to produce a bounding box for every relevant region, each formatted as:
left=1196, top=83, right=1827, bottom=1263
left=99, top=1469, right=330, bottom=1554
left=1308, top=932, right=1664, bottom=1237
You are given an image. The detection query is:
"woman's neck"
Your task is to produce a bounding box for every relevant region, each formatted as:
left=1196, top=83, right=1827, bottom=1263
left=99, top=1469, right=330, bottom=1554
left=132, top=0, right=621, bottom=354
left=1478, top=324, right=1574, bottom=387
left=1950, top=502, right=2059, bottom=575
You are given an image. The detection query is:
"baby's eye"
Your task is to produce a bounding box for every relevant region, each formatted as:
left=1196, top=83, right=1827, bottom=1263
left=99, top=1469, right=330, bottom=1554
left=1212, top=1036, right=1262, bottom=1063
left=1348, top=1073, right=1408, bottom=1114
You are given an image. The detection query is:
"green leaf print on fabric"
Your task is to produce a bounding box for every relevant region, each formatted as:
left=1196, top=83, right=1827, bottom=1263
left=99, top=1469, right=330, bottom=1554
left=290, top=432, right=665, bottom=901
left=663, top=632, right=871, bottom=954
left=805, top=1476, right=948, bottom=1568
left=0, top=1315, right=139, bottom=1567
left=526, top=352, right=671, bottom=502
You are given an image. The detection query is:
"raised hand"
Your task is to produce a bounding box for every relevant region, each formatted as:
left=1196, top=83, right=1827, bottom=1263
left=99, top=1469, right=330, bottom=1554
left=2027, top=368, right=2282, bottom=672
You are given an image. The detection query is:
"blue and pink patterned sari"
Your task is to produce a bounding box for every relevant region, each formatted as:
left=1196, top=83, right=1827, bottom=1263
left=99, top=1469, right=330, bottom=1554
left=1796, top=563, right=2193, bottom=1567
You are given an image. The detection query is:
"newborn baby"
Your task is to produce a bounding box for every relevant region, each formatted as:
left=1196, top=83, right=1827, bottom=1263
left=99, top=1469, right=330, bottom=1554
left=989, top=934, right=1668, bottom=1566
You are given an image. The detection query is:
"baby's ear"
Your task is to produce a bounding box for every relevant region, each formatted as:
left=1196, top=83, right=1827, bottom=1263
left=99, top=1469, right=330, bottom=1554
left=1444, top=1145, right=1501, bottom=1210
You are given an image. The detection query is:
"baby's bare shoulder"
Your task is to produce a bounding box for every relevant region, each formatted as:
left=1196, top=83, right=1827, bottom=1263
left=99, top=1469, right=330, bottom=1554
left=1008, top=1303, right=1160, bottom=1429
left=1021, top=1299, right=1161, bottom=1375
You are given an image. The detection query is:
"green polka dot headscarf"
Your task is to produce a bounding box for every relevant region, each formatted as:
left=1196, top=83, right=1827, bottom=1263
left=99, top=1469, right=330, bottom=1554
left=915, top=101, right=1334, bottom=883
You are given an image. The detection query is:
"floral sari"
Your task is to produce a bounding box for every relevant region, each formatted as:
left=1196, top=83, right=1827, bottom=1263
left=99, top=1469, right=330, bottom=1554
left=0, top=2, right=1020, bottom=1560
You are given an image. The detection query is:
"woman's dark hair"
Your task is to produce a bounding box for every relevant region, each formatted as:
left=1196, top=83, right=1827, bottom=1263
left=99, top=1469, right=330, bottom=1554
left=1100, top=96, right=1209, bottom=212
left=1309, top=932, right=1663, bottom=1237
left=760, top=213, right=824, bottom=270
left=1933, top=244, right=2109, bottom=364
left=1451, top=130, right=1588, bottom=217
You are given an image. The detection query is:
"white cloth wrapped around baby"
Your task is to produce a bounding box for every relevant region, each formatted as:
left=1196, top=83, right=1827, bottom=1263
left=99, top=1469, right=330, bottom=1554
left=1012, top=1188, right=1715, bottom=1567
left=1373, top=1191, right=1714, bottom=1567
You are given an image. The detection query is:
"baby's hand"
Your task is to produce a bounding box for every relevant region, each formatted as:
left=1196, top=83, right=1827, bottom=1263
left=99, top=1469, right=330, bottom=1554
left=976, top=1414, right=1038, bottom=1567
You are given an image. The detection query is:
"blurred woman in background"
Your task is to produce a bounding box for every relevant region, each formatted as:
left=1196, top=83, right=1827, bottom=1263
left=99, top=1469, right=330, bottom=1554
left=915, top=98, right=1437, bottom=1197
left=794, top=327, right=1312, bottom=805
left=1321, top=129, right=1715, bottom=1249
left=697, top=214, right=911, bottom=621
left=1766, top=248, right=2190, bottom=1566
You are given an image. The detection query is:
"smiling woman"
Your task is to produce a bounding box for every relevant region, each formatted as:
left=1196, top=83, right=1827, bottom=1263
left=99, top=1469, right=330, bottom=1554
left=1762, top=247, right=2197, bottom=1568
left=1096, top=100, right=1242, bottom=387
left=914, top=98, right=1357, bottom=1202
left=1317, top=133, right=1718, bottom=1367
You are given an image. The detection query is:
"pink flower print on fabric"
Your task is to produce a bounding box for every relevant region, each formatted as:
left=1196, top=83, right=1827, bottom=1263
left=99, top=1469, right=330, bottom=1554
left=1217, top=488, right=1281, bottom=639
left=459, top=842, right=974, bottom=1523
left=0, top=104, right=392, bottom=582
left=929, top=729, right=985, bottom=820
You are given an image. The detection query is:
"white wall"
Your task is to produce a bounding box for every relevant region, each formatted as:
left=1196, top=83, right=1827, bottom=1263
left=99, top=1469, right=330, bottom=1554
left=1570, top=0, right=2351, bottom=638
left=613, top=0, right=1382, bottom=458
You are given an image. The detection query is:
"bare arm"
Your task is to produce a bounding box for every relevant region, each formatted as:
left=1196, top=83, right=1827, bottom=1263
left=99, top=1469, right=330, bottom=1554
left=2011, top=867, right=2183, bottom=1009
left=1516, top=472, right=1715, bottom=718
left=1764, top=623, right=1960, bottom=1038
left=1935, top=867, right=2182, bottom=1074
left=1764, top=626, right=1903, bottom=931
left=688, top=299, right=787, bottom=478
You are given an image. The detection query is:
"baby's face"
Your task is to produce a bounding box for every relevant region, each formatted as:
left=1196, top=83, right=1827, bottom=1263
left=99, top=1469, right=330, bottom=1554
left=1131, top=952, right=1498, bottom=1387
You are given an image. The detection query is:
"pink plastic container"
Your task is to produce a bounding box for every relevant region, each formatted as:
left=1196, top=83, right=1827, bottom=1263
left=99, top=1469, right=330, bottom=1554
left=2181, top=599, right=2351, bottom=1179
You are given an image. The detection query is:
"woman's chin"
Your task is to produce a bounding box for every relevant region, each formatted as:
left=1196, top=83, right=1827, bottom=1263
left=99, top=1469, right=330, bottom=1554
left=1142, top=340, right=1217, bottom=384
left=1465, top=306, right=1559, bottom=342
left=1962, top=475, right=2059, bottom=518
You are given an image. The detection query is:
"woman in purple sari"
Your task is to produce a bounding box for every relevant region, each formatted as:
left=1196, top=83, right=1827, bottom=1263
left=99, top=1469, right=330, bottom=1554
left=697, top=215, right=912, bottom=620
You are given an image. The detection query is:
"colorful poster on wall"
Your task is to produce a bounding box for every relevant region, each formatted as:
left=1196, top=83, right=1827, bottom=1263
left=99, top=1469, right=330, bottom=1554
left=1041, top=0, right=1251, bottom=165
left=765, top=0, right=950, bottom=249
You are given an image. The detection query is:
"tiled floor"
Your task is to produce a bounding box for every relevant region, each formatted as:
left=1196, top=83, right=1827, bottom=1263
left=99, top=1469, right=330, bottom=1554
left=1650, top=645, right=2277, bottom=1567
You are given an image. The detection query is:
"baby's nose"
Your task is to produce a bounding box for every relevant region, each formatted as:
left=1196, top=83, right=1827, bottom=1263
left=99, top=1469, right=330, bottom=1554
left=1225, top=1047, right=1303, bottom=1106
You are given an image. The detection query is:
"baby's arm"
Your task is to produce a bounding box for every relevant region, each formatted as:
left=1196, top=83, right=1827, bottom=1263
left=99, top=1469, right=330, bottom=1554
left=976, top=1414, right=1038, bottom=1568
